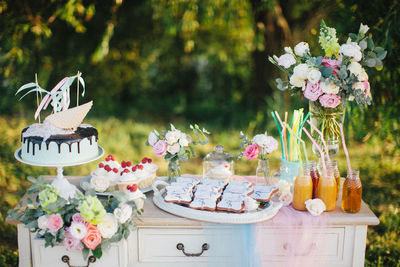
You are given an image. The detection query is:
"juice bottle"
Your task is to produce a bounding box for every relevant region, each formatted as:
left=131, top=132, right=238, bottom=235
left=292, top=165, right=313, bottom=211
left=317, top=166, right=337, bottom=211
left=329, top=160, right=341, bottom=200
left=342, top=169, right=362, bottom=213
left=309, top=161, right=319, bottom=199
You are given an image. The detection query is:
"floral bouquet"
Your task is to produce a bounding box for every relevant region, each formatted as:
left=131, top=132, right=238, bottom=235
left=269, top=21, right=386, bottom=154
left=239, top=132, right=278, bottom=160
left=8, top=177, right=142, bottom=260
left=147, top=124, right=210, bottom=179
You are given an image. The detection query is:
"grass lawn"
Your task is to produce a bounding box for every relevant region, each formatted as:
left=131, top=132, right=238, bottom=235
left=0, top=116, right=399, bottom=266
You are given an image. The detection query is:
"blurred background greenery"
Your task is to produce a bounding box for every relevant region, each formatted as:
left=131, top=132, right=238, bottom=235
left=1, top=0, right=399, bottom=266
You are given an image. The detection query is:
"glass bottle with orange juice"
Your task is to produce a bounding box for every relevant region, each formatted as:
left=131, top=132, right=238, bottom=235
left=342, top=169, right=362, bottom=213
left=319, top=159, right=341, bottom=200
left=317, top=166, right=337, bottom=211
left=292, top=164, right=313, bottom=211
left=309, top=161, right=319, bottom=199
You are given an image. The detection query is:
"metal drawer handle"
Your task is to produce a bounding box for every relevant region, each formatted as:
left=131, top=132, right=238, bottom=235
left=61, top=255, right=96, bottom=267
left=283, top=242, right=317, bottom=256
left=176, top=243, right=209, bottom=257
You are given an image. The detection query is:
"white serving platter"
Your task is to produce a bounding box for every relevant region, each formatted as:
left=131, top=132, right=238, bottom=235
left=152, top=180, right=283, bottom=224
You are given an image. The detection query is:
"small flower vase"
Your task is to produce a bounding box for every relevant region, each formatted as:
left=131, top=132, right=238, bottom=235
left=309, top=101, right=345, bottom=158
left=256, top=158, right=271, bottom=185
left=167, top=160, right=181, bottom=182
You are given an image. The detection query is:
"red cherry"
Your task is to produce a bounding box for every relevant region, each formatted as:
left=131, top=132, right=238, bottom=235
left=147, top=158, right=152, bottom=163
left=124, top=168, right=130, bottom=173
left=141, top=158, right=147, bottom=164
left=104, top=165, right=111, bottom=172
left=121, top=161, right=126, bottom=168
left=127, top=185, right=131, bottom=190
left=110, top=155, right=115, bottom=161
left=132, top=166, right=137, bottom=172
left=120, top=171, right=124, bottom=176
left=105, top=157, right=110, bottom=162
left=224, top=164, right=229, bottom=168
left=138, top=165, right=144, bottom=170
left=126, top=161, right=132, bottom=167
left=113, top=168, right=118, bottom=173
left=99, top=163, right=104, bottom=168
left=131, top=184, right=138, bottom=192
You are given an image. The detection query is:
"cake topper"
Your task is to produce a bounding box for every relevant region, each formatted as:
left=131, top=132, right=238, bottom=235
left=16, top=72, right=92, bottom=129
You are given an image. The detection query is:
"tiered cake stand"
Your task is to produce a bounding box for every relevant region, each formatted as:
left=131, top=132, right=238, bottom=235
left=14, top=146, right=104, bottom=199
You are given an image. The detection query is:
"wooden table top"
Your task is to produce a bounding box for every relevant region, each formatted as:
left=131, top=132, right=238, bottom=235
left=6, top=176, right=379, bottom=227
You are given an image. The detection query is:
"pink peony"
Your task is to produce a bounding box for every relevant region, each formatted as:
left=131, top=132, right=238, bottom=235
left=47, top=214, right=63, bottom=232
left=322, top=57, right=341, bottom=75
left=153, top=140, right=167, bottom=157
left=303, top=81, right=323, bottom=101
left=72, top=213, right=84, bottom=224
left=82, top=224, right=102, bottom=250
left=244, top=144, right=259, bottom=161
left=319, top=94, right=341, bottom=108
left=63, top=231, right=83, bottom=251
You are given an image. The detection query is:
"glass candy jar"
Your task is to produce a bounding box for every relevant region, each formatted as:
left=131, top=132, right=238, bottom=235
left=203, top=145, right=234, bottom=182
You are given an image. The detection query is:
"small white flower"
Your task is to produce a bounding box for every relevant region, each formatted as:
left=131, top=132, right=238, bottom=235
left=305, top=199, right=326, bottom=216
left=293, top=63, right=309, bottom=79
left=244, top=197, right=259, bottom=212
left=90, top=175, right=110, bottom=193
left=148, top=131, right=158, bottom=146
left=279, top=191, right=293, bottom=206
left=320, top=81, right=340, bottom=94
left=294, top=42, right=310, bottom=57
left=348, top=61, right=363, bottom=77
left=167, top=143, right=180, bottom=155
left=289, top=74, right=306, bottom=88
left=339, top=42, right=362, bottom=62
left=97, top=213, right=118, bottom=238
left=178, top=133, right=190, bottom=147
left=134, top=199, right=145, bottom=210
left=69, top=222, right=87, bottom=240
left=284, top=46, right=293, bottom=54
left=37, top=215, right=49, bottom=230
left=307, top=69, right=322, bottom=84
left=113, top=204, right=133, bottom=224
left=359, top=23, right=369, bottom=35
left=277, top=53, right=296, bottom=69
left=165, top=130, right=182, bottom=145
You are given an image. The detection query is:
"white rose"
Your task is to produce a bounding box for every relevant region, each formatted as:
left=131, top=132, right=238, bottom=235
left=69, top=222, right=87, bottom=240
left=359, top=23, right=369, bottom=35
left=90, top=176, right=110, bottom=193
left=307, top=69, right=322, bottom=84
left=305, top=198, right=326, bottom=216
left=113, top=204, right=132, bottom=224
left=167, top=143, right=180, bottom=154
left=134, top=199, right=144, bottom=210
left=320, top=81, right=340, bottom=94
left=165, top=130, right=182, bottom=145
left=359, top=69, right=368, bottom=81
left=339, top=43, right=362, bottom=62
left=148, top=131, right=158, bottom=146
left=289, top=74, right=306, bottom=88
left=244, top=197, right=259, bottom=212
left=294, top=42, right=310, bottom=57
left=178, top=133, right=190, bottom=147
left=293, top=63, right=309, bottom=79
left=348, top=62, right=363, bottom=77
left=252, top=134, right=268, bottom=147
left=37, top=215, right=49, bottom=230
left=277, top=53, right=296, bottom=69
left=97, top=213, right=118, bottom=238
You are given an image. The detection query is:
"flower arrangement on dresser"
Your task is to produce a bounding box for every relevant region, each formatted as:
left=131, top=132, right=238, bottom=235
left=147, top=124, right=210, bottom=180
left=269, top=20, right=386, bottom=157
left=8, top=176, right=143, bottom=260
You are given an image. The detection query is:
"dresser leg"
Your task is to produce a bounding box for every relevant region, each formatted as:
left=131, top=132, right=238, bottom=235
left=18, top=224, right=32, bottom=267
left=352, top=225, right=367, bottom=267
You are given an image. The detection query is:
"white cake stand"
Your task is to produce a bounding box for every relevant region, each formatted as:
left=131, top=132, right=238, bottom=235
left=14, top=146, right=105, bottom=200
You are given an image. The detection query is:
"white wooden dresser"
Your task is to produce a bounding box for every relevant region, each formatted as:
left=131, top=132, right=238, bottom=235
left=7, top=176, right=379, bottom=267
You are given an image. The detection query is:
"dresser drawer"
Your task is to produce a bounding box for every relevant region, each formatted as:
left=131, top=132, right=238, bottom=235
left=137, top=227, right=233, bottom=263
left=31, top=235, right=129, bottom=267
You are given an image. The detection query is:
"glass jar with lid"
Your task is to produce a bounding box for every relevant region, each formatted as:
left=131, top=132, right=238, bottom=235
left=203, top=145, right=234, bottom=181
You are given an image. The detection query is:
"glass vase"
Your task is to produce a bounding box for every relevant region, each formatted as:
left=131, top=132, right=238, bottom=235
left=309, top=101, right=345, bottom=158
left=256, top=159, right=271, bottom=185
left=167, top=160, right=181, bottom=182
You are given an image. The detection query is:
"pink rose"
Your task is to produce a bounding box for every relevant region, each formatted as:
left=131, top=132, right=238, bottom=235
left=362, top=80, right=370, bottom=96
left=322, top=57, right=341, bottom=75
left=47, top=214, right=63, bottom=232
left=72, top=213, right=84, bottom=224
left=303, top=81, right=323, bottom=101
left=319, top=94, right=341, bottom=108
left=244, top=144, right=259, bottom=161
left=82, top=224, right=102, bottom=250
left=153, top=140, right=167, bottom=157
left=63, top=231, right=83, bottom=251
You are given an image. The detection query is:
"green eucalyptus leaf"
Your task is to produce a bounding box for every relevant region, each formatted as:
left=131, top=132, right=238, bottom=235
left=366, top=58, right=376, bottom=67
left=367, top=38, right=374, bottom=50
left=349, top=33, right=358, bottom=41
left=359, top=40, right=367, bottom=50
left=367, top=51, right=377, bottom=58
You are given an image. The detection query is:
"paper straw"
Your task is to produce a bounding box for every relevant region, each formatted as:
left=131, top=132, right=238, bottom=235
left=303, top=127, right=327, bottom=178
left=284, top=112, right=288, bottom=160
left=307, top=120, right=331, bottom=162
left=271, top=112, right=284, bottom=156
left=275, top=111, right=287, bottom=159
left=299, top=112, right=310, bottom=136
left=284, top=123, right=308, bottom=163
left=339, top=123, right=352, bottom=172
